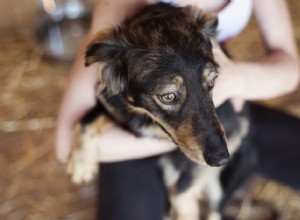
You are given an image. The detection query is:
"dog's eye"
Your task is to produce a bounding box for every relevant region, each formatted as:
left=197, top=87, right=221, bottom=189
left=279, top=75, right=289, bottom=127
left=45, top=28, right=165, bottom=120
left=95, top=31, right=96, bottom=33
left=158, top=93, right=178, bottom=104
left=207, top=75, right=218, bottom=89
left=208, top=79, right=215, bottom=88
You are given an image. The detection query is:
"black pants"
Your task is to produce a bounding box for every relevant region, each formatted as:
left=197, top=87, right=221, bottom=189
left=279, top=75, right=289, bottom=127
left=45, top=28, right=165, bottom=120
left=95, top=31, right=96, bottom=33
left=250, top=104, right=300, bottom=189
left=97, top=104, right=300, bottom=220
left=97, top=156, right=168, bottom=220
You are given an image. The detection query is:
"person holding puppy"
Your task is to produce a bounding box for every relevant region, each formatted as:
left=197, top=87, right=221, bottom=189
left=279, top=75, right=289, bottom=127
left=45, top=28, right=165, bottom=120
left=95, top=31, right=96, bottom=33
left=56, top=0, right=299, bottom=219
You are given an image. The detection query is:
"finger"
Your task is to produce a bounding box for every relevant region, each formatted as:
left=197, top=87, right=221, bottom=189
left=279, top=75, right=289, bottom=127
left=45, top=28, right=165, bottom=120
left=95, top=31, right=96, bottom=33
left=212, top=43, right=225, bottom=59
left=212, top=77, right=226, bottom=108
left=212, top=91, right=223, bottom=107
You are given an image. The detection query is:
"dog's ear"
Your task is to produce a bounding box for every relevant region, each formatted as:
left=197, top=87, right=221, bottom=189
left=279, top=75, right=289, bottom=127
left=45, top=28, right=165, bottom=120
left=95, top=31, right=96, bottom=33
left=182, top=6, right=218, bottom=43
left=85, top=28, right=129, bottom=96
left=85, top=29, right=125, bottom=66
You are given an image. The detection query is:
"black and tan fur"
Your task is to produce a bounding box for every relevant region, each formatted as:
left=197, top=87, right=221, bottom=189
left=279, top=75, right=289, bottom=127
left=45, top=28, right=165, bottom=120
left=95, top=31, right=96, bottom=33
left=67, top=3, right=250, bottom=220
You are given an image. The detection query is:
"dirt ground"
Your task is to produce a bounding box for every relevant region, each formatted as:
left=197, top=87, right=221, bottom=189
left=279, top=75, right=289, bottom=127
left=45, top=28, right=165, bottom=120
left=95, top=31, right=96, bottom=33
left=0, top=0, right=300, bottom=219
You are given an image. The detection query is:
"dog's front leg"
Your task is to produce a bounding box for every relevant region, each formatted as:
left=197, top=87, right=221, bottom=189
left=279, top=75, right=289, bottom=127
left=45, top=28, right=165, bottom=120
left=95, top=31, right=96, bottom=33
left=67, top=114, right=115, bottom=184
left=170, top=166, right=224, bottom=220
left=170, top=170, right=205, bottom=220
left=159, top=155, right=201, bottom=220
left=204, top=170, right=223, bottom=220
left=171, top=190, right=202, bottom=220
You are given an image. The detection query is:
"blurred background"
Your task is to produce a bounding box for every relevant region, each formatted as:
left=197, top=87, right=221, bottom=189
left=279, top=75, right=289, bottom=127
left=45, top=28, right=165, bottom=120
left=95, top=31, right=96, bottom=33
left=0, top=0, right=299, bottom=219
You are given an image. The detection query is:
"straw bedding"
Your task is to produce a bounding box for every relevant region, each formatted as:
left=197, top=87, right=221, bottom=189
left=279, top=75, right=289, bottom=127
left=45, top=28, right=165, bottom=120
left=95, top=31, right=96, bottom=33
left=0, top=35, right=96, bottom=220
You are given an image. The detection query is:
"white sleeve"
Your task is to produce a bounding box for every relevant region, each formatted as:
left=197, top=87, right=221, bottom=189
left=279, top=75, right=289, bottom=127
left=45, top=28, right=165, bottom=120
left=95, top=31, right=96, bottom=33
left=216, top=0, right=253, bottom=42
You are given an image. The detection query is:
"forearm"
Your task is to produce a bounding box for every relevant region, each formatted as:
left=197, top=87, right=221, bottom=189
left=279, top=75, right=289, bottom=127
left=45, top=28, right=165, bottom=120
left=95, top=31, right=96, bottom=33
left=96, top=126, right=176, bottom=162
left=238, top=0, right=300, bottom=100
left=233, top=50, right=299, bottom=101
left=214, top=0, right=300, bottom=106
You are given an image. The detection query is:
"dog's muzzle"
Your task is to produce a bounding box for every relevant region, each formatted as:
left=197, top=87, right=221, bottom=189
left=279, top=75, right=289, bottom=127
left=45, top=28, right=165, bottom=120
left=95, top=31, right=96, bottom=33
left=204, top=150, right=230, bottom=167
left=202, top=128, right=230, bottom=167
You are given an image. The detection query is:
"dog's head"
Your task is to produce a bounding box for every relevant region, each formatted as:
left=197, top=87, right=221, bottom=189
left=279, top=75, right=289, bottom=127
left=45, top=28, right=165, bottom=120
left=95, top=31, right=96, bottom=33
left=85, top=4, right=230, bottom=167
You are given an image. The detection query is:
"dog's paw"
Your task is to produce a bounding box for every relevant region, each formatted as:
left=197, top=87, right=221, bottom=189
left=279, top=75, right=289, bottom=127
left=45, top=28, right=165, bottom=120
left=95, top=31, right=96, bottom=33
left=67, top=115, right=115, bottom=184
left=207, top=212, right=221, bottom=220
left=67, top=147, right=99, bottom=184
left=67, top=138, right=99, bottom=184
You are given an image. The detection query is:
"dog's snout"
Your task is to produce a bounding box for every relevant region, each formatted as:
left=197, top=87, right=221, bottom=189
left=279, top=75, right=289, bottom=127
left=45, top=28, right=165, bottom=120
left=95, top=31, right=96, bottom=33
left=206, top=151, right=230, bottom=167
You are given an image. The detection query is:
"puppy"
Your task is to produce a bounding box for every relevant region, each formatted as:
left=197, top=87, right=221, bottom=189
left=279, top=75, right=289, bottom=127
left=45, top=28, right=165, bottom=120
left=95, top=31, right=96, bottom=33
left=67, top=3, right=250, bottom=219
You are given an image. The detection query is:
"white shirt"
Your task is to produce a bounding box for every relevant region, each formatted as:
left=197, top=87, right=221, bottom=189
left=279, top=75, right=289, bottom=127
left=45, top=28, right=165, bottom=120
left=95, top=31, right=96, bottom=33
left=217, top=0, right=253, bottom=41
left=160, top=0, right=253, bottom=42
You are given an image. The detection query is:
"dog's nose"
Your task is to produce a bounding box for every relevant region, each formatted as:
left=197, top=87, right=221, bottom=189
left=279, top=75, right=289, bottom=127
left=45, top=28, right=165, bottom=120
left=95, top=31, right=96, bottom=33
left=206, top=152, right=230, bottom=167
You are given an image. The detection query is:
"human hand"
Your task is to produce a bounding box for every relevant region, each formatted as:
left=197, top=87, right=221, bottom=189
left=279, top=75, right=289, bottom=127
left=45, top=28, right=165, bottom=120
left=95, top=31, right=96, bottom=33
left=94, top=124, right=176, bottom=162
left=212, top=41, right=244, bottom=110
